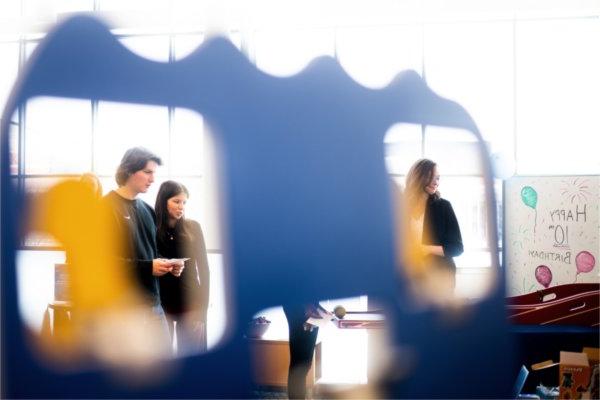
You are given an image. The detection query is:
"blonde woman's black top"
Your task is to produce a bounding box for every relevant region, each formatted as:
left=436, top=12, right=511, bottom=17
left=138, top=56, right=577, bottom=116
left=423, top=196, right=464, bottom=270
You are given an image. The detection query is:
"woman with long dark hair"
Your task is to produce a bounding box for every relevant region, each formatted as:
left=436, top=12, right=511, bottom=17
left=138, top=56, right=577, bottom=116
left=155, top=180, right=210, bottom=354
left=403, top=159, right=463, bottom=298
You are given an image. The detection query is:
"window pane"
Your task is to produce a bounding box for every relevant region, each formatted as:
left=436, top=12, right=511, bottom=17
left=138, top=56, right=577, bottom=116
left=17, top=250, right=66, bottom=332
left=54, top=0, right=94, bottom=13
left=174, top=33, right=204, bottom=60
left=200, top=131, right=222, bottom=251
left=336, top=25, right=423, bottom=88
left=441, top=177, right=493, bottom=254
left=23, top=177, right=65, bottom=247
left=95, top=101, right=169, bottom=176
left=9, top=113, right=19, bottom=175
left=516, top=18, right=600, bottom=175
left=25, top=42, right=38, bottom=60
left=228, top=31, right=243, bottom=50
left=385, top=123, right=422, bottom=175
left=25, top=97, right=92, bottom=174
left=98, top=0, right=169, bottom=12
left=171, top=107, right=204, bottom=176
left=0, top=1, right=21, bottom=19
left=206, top=253, right=226, bottom=349
left=23, top=0, right=89, bottom=20
left=98, top=176, right=117, bottom=197
left=424, top=126, right=483, bottom=176
left=0, top=42, right=19, bottom=113
left=252, top=28, right=335, bottom=76
left=23, top=0, right=56, bottom=23
left=424, top=21, right=514, bottom=156
left=119, top=35, right=170, bottom=62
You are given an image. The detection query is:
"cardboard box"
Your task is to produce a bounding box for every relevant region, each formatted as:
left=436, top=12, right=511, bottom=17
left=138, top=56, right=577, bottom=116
left=558, top=351, right=589, bottom=399
left=532, top=351, right=594, bottom=399
left=582, top=348, right=599, bottom=400
left=582, top=347, right=599, bottom=369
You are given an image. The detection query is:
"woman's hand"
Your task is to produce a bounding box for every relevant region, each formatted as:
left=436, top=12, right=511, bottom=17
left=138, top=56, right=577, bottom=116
left=169, top=259, right=185, bottom=277
left=152, top=258, right=173, bottom=276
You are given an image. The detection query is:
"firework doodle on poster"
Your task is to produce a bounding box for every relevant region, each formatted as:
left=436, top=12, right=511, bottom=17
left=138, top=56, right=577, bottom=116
left=561, top=178, right=592, bottom=204
left=512, top=225, right=535, bottom=294
left=522, top=274, right=535, bottom=294
left=512, top=225, right=530, bottom=250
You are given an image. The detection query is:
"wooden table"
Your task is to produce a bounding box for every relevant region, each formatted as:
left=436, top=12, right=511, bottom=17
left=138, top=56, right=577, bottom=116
left=248, top=337, right=322, bottom=388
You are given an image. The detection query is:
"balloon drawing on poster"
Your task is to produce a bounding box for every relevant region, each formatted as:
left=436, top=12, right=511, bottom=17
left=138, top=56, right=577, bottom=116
left=574, top=250, right=596, bottom=282
left=521, top=186, right=538, bottom=237
left=535, top=264, right=552, bottom=288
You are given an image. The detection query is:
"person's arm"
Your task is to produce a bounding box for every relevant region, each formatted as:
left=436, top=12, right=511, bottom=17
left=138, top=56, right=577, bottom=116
left=122, top=253, right=173, bottom=276
left=127, top=201, right=179, bottom=278
left=422, top=244, right=445, bottom=257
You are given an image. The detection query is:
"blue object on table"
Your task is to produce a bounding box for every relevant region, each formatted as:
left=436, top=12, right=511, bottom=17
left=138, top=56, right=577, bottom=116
left=513, top=365, right=529, bottom=398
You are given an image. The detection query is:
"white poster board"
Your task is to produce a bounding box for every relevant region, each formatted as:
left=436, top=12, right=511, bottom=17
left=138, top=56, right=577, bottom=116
left=504, top=176, right=599, bottom=296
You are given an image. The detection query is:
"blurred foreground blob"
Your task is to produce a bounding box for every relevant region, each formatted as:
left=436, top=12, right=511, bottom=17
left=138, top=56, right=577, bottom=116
left=25, top=179, right=173, bottom=382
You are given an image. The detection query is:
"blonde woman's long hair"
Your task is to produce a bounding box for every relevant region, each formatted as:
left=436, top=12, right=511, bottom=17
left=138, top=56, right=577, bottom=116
left=405, top=159, right=439, bottom=214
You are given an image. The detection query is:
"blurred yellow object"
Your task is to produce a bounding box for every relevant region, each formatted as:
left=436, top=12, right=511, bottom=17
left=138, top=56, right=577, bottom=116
left=27, top=179, right=171, bottom=375
left=392, top=182, right=427, bottom=278
left=392, top=181, right=456, bottom=305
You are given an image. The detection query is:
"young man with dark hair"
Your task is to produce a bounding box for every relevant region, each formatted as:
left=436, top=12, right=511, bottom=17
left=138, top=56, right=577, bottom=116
left=104, top=147, right=184, bottom=349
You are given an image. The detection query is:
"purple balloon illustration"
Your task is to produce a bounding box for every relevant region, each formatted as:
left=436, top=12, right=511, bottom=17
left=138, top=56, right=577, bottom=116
left=575, top=251, right=595, bottom=274
left=535, top=265, right=552, bottom=288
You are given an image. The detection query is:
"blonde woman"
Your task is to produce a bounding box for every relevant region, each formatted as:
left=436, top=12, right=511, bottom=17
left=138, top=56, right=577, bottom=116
left=403, top=159, right=463, bottom=294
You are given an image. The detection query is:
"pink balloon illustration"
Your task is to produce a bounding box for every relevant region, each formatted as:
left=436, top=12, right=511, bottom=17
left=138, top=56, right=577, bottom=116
left=535, top=265, right=552, bottom=288
left=575, top=251, right=595, bottom=282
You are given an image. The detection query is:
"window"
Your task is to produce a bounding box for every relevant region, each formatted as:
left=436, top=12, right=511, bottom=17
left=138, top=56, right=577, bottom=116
left=16, top=97, right=225, bottom=354
left=515, top=18, right=600, bottom=175
left=119, top=35, right=170, bottom=62
left=336, top=24, right=423, bottom=88
left=0, top=42, right=19, bottom=113
left=252, top=28, right=335, bottom=76
left=95, top=101, right=170, bottom=176
left=424, top=21, right=514, bottom=157
left=25, top=97, right=92, bottom=174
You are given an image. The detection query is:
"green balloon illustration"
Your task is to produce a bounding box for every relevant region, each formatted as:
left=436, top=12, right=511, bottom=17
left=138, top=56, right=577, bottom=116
left=521, top=186, right=537, bottom=209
